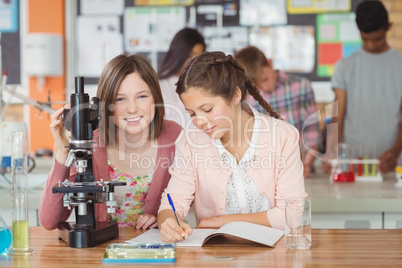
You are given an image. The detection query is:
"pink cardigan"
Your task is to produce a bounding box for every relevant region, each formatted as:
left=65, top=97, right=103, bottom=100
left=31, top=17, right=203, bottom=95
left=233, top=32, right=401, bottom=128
left=39, top=120, right=182, bottom=230
left=159, top=113, right=306, bottom=230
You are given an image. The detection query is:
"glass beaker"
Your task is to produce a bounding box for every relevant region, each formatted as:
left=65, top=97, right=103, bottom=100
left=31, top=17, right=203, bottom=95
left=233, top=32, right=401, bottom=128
left=332, top=143, right=355, bottom=182
left=8, top=132, right=34, bottom=255
left=0, top=215, right=12, bottom=254
left=285, top=197, right=312, bottom=250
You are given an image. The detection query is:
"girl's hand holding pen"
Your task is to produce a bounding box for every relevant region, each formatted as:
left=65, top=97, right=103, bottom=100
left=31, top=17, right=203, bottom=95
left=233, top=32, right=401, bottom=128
left=160, top=217, right=192, bottom=243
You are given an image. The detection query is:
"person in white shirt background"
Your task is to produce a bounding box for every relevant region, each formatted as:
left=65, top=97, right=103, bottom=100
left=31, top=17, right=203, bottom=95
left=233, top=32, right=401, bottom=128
left=158, top=27, right=206, bottom=128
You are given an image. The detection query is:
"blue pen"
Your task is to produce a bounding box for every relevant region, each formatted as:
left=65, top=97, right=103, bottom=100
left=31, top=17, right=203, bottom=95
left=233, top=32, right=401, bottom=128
left=167, top=193, right=185, bottom=240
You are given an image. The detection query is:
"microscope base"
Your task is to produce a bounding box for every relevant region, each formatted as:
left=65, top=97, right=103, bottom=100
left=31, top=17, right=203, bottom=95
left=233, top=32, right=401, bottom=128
left=58, top=221, right=119, bottom=248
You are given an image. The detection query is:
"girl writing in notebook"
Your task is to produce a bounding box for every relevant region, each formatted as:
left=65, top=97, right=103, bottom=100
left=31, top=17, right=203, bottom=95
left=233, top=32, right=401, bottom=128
left=157, top=51, right=306, bottom=242
left=39, top=54, right=181, bottom=230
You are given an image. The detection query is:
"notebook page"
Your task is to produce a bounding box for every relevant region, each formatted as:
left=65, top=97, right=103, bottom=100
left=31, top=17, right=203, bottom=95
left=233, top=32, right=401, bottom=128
left=210, top=222, right=284, bottom=247
left=126, top=229, right=216, bottom=247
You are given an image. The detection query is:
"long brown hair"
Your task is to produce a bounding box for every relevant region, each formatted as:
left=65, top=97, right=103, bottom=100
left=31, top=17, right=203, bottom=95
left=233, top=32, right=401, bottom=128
left=158, top=27, right=206, bottom=79
left=176, top=51, right=281, bottom=119
left=97, top=54, right=165, bottom=146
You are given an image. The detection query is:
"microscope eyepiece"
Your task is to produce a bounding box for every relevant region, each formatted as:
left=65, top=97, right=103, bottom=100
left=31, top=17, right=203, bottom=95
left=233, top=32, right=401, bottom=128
left=75, top=76, right=85, bottom=94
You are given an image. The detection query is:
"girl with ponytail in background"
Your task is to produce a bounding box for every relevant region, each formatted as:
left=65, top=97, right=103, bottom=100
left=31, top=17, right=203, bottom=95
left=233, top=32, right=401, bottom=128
left=157, top=51, right=306, bottom=242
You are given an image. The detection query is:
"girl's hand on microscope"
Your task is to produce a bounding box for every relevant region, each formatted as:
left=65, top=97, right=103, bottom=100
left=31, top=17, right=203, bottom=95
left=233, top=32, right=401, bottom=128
left=136, top=214, right=158, bottom=230
left=50, top=105, right=70, bottom=164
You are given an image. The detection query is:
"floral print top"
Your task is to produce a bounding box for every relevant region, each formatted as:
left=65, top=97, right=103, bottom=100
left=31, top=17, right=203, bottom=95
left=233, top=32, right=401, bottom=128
left=105, top=162, right=153, bottom=227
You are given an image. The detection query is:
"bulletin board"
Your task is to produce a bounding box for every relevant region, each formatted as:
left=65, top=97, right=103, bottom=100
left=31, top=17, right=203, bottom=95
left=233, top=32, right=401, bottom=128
left=75, top=0, right=365, bottom=84
left=285, top=0, right=364, bottom=82
left=316, top=13, right=362, bottom=77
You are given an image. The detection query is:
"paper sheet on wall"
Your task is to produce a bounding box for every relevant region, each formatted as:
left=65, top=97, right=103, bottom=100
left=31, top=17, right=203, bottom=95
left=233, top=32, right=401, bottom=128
left=77, top=16, right=124, bottom=77
left=250, top=26, right=315, bottom=73
left=240, top=0, right=287, bottom=26
left=80, top=0, right=124, bottom=15
left=0, top=0, right=18, bottom=32
left=201, top=26, right=249, bottom=56
left=316, top=13, right=362, bottom=77
left=287, top=0, right=351, bottom=14
left=135, top=0, right=194, bottom=6
left=124, top=7, right=186, bottom=53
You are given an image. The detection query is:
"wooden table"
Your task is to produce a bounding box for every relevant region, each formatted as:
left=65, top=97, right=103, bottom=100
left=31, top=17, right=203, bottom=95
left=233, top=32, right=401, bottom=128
left=2, top=227, right=402, bottom=267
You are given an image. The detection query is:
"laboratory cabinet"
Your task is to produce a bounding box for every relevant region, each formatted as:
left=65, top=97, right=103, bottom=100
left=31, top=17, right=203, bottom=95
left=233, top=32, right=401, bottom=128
left=312, top=212, right=383, bottom=229
left=306, top=172, right=402, bottom=229
left=384, top=212, right=402, bottom=229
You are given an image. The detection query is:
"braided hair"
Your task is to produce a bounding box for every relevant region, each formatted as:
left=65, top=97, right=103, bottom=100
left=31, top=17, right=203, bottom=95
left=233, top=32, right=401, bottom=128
left=176, top=51, right=281, bottom=119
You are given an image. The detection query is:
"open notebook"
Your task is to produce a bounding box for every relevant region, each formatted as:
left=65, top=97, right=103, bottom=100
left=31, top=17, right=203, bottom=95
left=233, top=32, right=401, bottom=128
left=127, top=221, right=284, bottom=247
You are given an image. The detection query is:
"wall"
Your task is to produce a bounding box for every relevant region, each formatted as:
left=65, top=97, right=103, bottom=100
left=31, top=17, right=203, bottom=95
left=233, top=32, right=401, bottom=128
left=23, top=0, right=402, bottom=152
left=384, top=0, right=402, bottom=52
left=28, top=0, right=65, bottom=153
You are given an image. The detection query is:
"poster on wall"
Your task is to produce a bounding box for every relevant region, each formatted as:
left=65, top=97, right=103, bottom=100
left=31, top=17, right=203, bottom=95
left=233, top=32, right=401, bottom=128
left=124, top=7, right=186, bottom=53
left=316, top=13, right=362, bottom=77
left=80, top=0, right=124, bottom=15
left=240, top=0, right=287, bottom=26
left=135, top=0, right=194, bottom=5
left=250, top=26, right=315, bottom=73
left=196, top=0, right=239, bottom=26
left=287, top=0, right=351, bottom=14
left=0, top=0, right=18, bottom=32
left=77, top=16, right=124, bottom=77
left=201, top=26, right=248, bottom=55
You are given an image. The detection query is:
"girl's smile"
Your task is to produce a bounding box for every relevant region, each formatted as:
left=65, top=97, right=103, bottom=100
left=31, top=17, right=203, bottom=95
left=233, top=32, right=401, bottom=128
left=113, top=72, right=155, bottom=138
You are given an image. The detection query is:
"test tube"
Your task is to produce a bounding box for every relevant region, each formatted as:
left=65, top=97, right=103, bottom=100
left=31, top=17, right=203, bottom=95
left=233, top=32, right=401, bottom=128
left=363, top=147, right=369, bottom=177
left=363, top=156, right=369, bottom=177
left=371, top=146, right=377, bottom=177
left=8, top=132, right=34, bottom=255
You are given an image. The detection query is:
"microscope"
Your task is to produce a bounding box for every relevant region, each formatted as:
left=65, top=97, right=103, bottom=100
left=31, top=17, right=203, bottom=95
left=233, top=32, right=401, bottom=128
left=52, top=77, right=126, bottom=248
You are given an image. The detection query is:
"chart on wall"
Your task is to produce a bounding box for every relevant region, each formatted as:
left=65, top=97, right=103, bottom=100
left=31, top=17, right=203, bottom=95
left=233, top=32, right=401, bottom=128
left=0, top=0, right=18, bottom=32
left=135, top=0, right=194, bottom=5
left=250, top=26, right=315, bottom=73
left=1, top=0, right=20, bottom=84
left=316, top=13, right=362, bottom=77
left=195, top=0, right=239, bottom=26
left=240, top=0, right=287, bottom=26
left=124, top=7, right=186, bottom=53
left=77, top=16, right=124, bottom=77
left=287, top=0, right=351, bottom=14
left=201, top=26, right=248, bottom=55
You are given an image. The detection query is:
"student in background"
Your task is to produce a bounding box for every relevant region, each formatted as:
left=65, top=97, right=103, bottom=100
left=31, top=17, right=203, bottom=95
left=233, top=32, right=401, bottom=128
left=157, top=51, right=306, bottom=242
left=323, top=0, right=402, bottom=174
left=39, top=54, right=182, bottom=230
left=158, top=27, right=206, bottom=128
left=235, top=46, right=320, bottom=178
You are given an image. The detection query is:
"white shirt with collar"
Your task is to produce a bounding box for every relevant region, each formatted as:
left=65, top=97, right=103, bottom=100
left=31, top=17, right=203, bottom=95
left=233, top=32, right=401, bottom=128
left=159, top=103, right=306, bottom=230
left=215, top=106, right=270, bottom=214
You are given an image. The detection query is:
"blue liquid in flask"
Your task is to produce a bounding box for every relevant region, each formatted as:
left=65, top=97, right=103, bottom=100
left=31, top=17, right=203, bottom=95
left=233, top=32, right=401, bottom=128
left=0, top=227, right=12, bottom=253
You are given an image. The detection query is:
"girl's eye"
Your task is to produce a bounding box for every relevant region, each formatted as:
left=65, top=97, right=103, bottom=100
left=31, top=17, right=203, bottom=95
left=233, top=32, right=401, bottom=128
left=189, top=113, right=196, bottom=117
left=115, top=98, right=124, bottom=102
left=138, top=95, right=148, bottom=99
left=204, top=108, right=212, bottom=113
